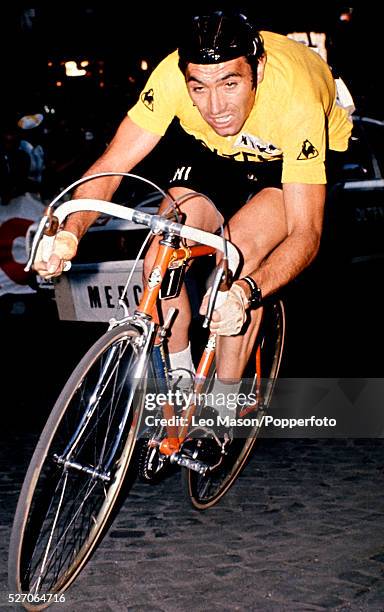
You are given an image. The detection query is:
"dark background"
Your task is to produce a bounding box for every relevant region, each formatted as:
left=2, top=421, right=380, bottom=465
left=1, top=4, right=382, bottom=126
left=1, top=3, right=383, bottom=416
left=2, top=9, right=383, bottom=606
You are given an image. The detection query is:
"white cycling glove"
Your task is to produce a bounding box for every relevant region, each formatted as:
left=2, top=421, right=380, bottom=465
left=34, top=230, right=78, bottom=278
left=201, top=283, right=249, bottom=336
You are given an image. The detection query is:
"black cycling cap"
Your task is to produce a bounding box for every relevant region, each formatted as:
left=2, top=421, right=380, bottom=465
left=178, top=9, right=264, bottom=67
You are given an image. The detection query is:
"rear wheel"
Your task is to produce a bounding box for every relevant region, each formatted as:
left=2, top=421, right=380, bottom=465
left=183, top=299, right=285, bottom=509
left=9, top=324, right=147, bottom=608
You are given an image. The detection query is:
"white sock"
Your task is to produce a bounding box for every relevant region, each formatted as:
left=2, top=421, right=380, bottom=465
left=169, top=342, right=195, bottom=378
left=206, top=378, right=242, bottom=419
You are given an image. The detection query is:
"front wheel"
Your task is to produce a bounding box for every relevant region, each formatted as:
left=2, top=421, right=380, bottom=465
left=9, top=324, right=148, bottom=609
left=183, top=298, right=285, bottom=509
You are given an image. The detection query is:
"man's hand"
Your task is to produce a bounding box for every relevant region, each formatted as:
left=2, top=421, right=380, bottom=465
left=33, top=230, right=79, bottom=279
left=200, top=283, right=249, bottom=336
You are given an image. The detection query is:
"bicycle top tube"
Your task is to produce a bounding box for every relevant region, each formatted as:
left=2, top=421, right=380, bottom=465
left=30, top=198, right=241, bottom=276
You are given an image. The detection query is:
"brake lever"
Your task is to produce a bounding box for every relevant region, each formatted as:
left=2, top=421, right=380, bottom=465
left=24, top=208, right=59, bottom=272
left=202, top=259, right=233, bottom=329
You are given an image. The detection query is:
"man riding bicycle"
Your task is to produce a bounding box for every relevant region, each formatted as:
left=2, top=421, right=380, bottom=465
left=35, top=9, right=352, bottom=385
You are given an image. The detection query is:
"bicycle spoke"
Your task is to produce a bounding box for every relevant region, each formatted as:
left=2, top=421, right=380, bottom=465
left=10, top=326, right=146, bottom=603
left=27, top=469, right=102, bottom=592
left=184, top=300, right=285, bottom=509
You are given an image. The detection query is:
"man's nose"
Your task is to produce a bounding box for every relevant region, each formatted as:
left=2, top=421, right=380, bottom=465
left=209, top=89, right=226, bottom=115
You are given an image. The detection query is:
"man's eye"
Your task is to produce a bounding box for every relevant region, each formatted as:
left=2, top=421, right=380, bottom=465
left=225, top=81, right=237, bottom=89
left=192, top=86, right=204, bottom=93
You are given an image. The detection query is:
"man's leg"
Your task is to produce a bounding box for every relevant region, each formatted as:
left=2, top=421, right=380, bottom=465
left=216, top=187, right=287, bottom=380
left=143, top=186, right=223, bottom=353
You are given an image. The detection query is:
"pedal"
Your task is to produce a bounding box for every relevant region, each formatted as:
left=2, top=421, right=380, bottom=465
left=170, top=452, right=209, bottom=475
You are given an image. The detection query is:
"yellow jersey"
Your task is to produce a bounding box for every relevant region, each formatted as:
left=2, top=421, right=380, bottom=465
left=128, top=31, right=352, bottom=184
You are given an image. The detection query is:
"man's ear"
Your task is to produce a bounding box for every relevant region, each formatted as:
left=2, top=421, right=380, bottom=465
left=256, top=55, right=267, bottom=84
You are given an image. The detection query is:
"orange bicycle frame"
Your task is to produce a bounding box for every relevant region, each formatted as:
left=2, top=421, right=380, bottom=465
left=135, top=238, right=262, bottom=455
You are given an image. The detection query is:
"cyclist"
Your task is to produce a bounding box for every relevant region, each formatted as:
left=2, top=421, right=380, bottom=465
left=35, top=9, right=352, bottom=385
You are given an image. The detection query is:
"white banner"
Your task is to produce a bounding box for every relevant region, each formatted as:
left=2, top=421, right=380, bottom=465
left=54, top=260, right=144, bottom=322
left=0, top=192, right=45, bottom=296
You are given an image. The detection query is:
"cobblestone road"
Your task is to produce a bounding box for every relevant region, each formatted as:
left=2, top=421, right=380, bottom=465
left=1, top=260, right=384, bottom=611
left=1, top=428, right=384, bottom=612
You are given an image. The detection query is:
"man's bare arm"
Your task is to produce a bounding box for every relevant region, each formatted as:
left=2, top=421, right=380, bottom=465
left=35, top=117, right=161, bottom=277
left=239, top=183, right=326, bottom=298
left=64, top=116, right=162, bottom=239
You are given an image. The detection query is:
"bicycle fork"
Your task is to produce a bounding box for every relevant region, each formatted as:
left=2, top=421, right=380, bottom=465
left=54, top=319, right=158, bottom=482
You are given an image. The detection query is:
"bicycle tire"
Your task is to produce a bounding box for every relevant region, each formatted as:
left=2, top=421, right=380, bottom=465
left=9, top=324, right=147, bottom=609
left=183, top=298, right=285, bottom=510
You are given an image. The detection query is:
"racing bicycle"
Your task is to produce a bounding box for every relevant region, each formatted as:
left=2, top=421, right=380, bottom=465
left=8, top=172, right=285, bottom=609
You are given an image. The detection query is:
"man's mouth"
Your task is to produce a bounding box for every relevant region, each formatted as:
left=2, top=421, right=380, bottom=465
left=210, top=115, right=232, bottom=128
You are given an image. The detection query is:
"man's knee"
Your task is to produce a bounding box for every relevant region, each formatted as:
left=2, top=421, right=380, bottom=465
left=168, top=187, right=224, bottom=232
left=226, top=188, right=287, bottom=271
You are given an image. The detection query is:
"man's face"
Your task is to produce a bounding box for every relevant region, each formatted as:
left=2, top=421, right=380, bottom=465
left=185, top=56, right=258, bottom=137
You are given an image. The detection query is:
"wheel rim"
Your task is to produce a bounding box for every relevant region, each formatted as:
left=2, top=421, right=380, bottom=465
left=187, top=300, right=285, bottom=508
left=13, top=328, right=145, bottom=598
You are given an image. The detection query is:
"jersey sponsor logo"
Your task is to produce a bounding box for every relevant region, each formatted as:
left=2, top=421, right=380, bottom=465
left=195, top=138, right=279, bottom=163
left=141, top=88, right=154, bottom=111
left=297, top=140, right=319, bottom=160
left=170, top=166, right=192, bottom=182
left=234, top=133, right=282, bottom=159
